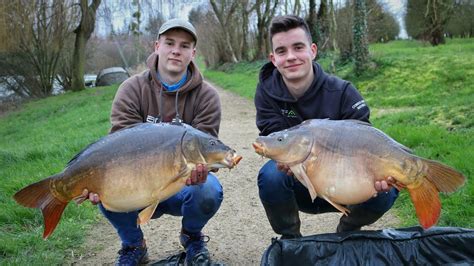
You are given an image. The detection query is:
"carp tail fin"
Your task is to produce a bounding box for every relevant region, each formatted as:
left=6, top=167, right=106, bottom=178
left=407, top=178, right=441, bottom=229
left=424, top=159, right=466, bottom=193
left=13, top=176, right=68, bottom=239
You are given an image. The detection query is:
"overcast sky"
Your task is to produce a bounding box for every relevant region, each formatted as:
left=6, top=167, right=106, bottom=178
left=103, top=0, right=408, bottom=39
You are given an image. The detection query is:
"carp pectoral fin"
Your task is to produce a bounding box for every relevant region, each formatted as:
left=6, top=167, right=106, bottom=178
left=321, top=195, right=350, bottom=216
left=137, top=201, right=159, bottom=225
left=290, top=164, right=318, bottom=201
left=407, top=179, right=441, bottom=229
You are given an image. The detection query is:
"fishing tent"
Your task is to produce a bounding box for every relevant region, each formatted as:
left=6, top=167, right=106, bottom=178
left=261, top=226, right=474, bottom=265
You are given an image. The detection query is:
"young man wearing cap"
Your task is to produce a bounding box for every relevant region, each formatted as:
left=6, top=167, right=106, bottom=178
left=82, top=19, right=222, bottom=266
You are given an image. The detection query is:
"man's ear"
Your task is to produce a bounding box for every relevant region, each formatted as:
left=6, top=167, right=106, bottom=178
left=311, top=43, right=318, bottom=59
left=270, top=53, right=276, bottom=66
left=154, top=40, right=160, bottom=53
left=191, top=47, right=196, bottom=59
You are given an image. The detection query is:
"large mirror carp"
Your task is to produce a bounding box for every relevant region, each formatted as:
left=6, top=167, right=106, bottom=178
left=14, top=123, right=242, bottom=238
left=253, top=119, right=465, bottom=229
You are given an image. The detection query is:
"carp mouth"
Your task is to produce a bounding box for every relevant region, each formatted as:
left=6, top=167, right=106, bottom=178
left=209, top=152, right=242, bottom=169
left=252, top=142, right=265, bottom=156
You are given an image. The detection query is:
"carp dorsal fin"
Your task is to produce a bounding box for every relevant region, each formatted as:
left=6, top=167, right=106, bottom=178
left=66, top=123, right=157, bottom=167
left=66, top=140, right=102, bottom=167
left=370, top=126, right=414, bottom=154
left=345, top=119, right=372, bottom=126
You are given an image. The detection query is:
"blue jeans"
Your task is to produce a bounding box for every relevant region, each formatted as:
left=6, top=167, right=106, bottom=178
left=258, top=160, right=398, bottom=214
left=99, top=173, right=223, bottom=247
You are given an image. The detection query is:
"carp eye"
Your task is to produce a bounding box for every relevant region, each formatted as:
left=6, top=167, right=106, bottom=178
left=209, top=140, right=216, bottom=146
left=277, top=137, right=283, bottom=142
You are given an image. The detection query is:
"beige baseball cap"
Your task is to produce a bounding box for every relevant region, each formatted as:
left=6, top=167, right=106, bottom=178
left=158, top=18, right=197, bottom=43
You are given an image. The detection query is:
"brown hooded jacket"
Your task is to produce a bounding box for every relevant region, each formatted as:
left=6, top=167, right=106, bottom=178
left=110, top=53, right=221, bottom=137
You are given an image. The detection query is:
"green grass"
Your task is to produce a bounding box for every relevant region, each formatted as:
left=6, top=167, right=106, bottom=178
left=204, top=38, right=473, bottom=228
left=0, top=86, right=117, bottom=264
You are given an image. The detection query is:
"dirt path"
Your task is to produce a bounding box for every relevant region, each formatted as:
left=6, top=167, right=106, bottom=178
left=72, top=85, right=398, bottom=265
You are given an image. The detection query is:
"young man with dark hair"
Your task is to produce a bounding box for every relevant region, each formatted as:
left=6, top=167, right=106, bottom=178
left=254, top=15, right=398, bottom=239
left=83, top=19, right=222, bottom=266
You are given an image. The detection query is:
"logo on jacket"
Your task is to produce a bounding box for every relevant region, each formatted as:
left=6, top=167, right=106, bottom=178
left=352, top=100, right=367, bottom=110
left=146, top=115, right=160, bottom=123
left=281, top=109, right=298, bottom=118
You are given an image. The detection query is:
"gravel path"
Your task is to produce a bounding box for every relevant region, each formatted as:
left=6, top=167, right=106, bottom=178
left=72, top=84, right=398, bottom=265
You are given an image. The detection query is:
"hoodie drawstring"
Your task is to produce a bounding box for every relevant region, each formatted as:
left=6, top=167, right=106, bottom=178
left=171, top=89, right=182, bottom=125
left=156, top=87, right=182, bottom=125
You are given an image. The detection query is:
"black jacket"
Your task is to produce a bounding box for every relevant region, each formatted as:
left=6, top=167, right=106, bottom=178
left=254, top=61, right=370, bottom=136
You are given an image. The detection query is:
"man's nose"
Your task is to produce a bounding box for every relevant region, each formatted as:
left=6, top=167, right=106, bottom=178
left=286, top=49, right=297, bottom=60
left=171, top=47, right=181, bottom=55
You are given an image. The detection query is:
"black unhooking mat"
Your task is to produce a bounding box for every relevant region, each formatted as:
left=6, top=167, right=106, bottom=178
left=261, top=226, right=474, bottom=265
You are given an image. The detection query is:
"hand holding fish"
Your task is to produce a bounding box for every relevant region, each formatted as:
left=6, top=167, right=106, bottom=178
left=187, top=164, right=208, bottom=185
left=277, top=163, right=293, bottom=176
left=76, top=189, right=100, bottom=205
left=374, top=177, right=394, bottom=193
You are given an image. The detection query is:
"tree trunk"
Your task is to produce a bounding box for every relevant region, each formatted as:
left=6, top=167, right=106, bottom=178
left=425, top=0, right=453, bottom=46
left=240, top=1, right=254, bottom=61
left=209, top=0, right=238, bottom=63
left=254, top=0, right=279, bottom=60
left=329, top=0, right=338, bottom=52
left=353, top=0, right=370, bottom=75
left=71, top=0, right=101, bottom=91
left=308, top=0, right=318, bottom=45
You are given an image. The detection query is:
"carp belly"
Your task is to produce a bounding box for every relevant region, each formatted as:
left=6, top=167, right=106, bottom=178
left=98, top=166, right=183, bottom=212
left=313, top=175, right=376, bottom=205
left=306, top=156, right=378, bottom=205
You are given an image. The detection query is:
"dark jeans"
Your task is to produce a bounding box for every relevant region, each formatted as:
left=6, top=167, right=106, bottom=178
left=258, top=160, right=398, bottom=214
left=99, top=173, right=223, bottom=247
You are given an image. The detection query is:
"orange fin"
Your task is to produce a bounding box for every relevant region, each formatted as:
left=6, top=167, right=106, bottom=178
left=13, top=177, right=68, bottom=239
left=407, top=179, right=441, bottom=229
left=321, top=195, right=350, bottom=216
left=424, top=159, right=466, bottom=193
left=137, top=201, right=159, bottom=225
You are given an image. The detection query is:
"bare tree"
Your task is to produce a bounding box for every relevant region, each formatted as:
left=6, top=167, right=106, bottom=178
left=238, top=0, right=257, bottom=61
left=130, top=0, right=144, bottom=65
left=353, top=0, right=370, bottom=75
left=0, top=0, right=74, bottom=98
left=307, top=0, right=318, bottom=45
left=282, top=0, right=302, bottom=16
left=254, top=0, right=279, bottom=60
left=406, top=0, right=455, bottom=45
left=424, top=0, right=454, bottom=45
left=71, top=0, right=101, bottom=91
left=209, top=0, right=239, bottom=63
left=189, top=6, right=225, bottom=67
left=328, top=0, right=339, bottom=52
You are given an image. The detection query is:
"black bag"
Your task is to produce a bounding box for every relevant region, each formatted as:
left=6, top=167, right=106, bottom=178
left=261, top=226, right=474, bottom=265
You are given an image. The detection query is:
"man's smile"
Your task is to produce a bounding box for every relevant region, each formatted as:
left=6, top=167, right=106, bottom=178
left=284, top=63, right=303, bottom=70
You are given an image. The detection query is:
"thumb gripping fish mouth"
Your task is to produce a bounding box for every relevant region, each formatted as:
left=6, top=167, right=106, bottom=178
left=224, top=152, right=242, bottom=168
left=252, top=142, right=265, bottom=156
